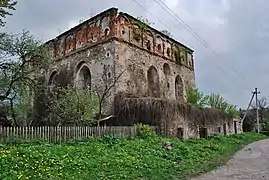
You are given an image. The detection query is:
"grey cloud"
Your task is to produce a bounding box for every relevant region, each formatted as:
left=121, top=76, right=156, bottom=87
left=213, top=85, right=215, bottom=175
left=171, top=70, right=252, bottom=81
left=155, top=0, right=269, bottom=108
left=4, top=0, right=269, bottom=108
left=4, top=0, right=148, bottom=41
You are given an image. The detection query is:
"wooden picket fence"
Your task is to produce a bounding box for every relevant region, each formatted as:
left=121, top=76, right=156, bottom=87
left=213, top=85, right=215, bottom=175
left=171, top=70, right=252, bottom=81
left=0, top=126, right=159, bottom=144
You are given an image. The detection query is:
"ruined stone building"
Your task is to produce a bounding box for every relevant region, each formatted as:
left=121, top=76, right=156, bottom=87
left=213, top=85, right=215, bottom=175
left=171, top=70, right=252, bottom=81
left=35, top=7, right=242, bottom=139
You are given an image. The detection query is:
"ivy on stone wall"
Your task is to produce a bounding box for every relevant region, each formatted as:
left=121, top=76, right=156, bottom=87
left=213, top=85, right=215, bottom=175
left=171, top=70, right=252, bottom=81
left=133, top=16, right=154, bottom=41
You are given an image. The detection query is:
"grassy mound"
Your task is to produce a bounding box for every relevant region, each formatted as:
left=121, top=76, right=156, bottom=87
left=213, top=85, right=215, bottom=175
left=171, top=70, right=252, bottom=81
left=0, top=133, right=267, bottom=180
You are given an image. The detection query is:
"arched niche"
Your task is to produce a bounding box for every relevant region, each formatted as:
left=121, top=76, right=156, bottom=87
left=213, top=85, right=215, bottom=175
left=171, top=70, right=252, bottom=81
left=163, top=63, right=171, bottom=77
left=48, top=71, right=58, bottom=92
left=164, top=40, right=172, bottom=58
left=144, top=30, right=154, bottom=51
left=155, top=35, right=163, bottom=54
left=75, top=62, right=91, bottom=90
left=175, top=75, right=184, bottom=101
left=173, top=46, right=181, bottom=65
left=48, top=71, right=58, bottom=86
left=147, top=66, right=160, bottom=98
left=163, top=63, right=171, bottom=90
left=132, top=24, right=142, bottom=41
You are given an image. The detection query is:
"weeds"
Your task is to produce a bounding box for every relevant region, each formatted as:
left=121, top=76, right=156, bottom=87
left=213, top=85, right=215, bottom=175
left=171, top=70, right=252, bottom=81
left=0, top=133, right=266, bottom=180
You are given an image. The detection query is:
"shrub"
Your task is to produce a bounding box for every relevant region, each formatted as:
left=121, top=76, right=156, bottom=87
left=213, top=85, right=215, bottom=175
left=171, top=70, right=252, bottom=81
left=47, top=86, right=99, bottom=126
left=100, top=134, right=120, bottom=147
left=135, top=123, right=157, bottom=139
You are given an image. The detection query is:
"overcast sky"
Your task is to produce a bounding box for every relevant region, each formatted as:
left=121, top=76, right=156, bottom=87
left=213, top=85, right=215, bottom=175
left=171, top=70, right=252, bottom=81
left=3, top=0, right=269, bottom=108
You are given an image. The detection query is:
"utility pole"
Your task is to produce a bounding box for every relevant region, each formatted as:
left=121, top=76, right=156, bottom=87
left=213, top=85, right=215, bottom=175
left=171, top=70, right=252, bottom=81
left=242, top=92, right=255, bottom=122
left=254, top=88, right=260, bottom=133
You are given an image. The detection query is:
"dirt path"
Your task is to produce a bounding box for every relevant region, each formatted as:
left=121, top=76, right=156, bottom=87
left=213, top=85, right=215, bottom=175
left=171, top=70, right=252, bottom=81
left=191, top=139, right=269, bottom=180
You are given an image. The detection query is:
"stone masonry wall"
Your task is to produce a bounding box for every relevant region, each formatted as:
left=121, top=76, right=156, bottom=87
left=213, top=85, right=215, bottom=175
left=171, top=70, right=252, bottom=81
left=113, top=12, right=195, bottom=102
left=47, top=41, right=116, bottom=112
left=34, top=8, right=119, bottom=119
left=165, top=115, right=242, bottom=139
left=115, top=42, right=195, bottom=101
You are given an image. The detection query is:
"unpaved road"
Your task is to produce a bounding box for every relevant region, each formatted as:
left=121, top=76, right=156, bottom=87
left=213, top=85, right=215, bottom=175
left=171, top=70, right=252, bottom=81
left=192, top=139, right=269, bottom=180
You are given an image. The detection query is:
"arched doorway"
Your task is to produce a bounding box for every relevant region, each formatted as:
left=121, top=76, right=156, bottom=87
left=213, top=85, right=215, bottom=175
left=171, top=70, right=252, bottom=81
left=75, top=63, right=91, bottom=90
left=175, top=75, right=184, bottom=101
left=147, top=66, right=160, bottom=97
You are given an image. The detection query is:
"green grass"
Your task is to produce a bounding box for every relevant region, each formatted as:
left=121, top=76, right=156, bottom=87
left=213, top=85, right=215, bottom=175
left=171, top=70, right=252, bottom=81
left=0, top=133, right=267, bottom=180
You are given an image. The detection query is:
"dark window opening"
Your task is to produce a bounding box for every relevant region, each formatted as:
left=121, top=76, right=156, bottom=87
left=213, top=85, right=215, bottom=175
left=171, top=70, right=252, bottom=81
left=104, top=28, right=110, bottom=35
left=234, top=121, right=238, bottom=134
left=223, top=124, right=227, bottom=135
left=199, top=127, right=208, bottom=138
left=217, top=127, right=221, bottom=133
left=177, top=128, right=184, bottom=140
left=167, top=48, right=171, bottom=56
left=76, top=65, right=91, bottom=90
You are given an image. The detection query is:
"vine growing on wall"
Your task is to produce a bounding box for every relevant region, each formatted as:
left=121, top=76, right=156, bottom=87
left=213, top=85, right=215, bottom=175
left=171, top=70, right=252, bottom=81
left=136, top=16, right=154, bottom=30
left=133, top=16, right=154, bottom=40
left=161, top=30, right=172, bottom=37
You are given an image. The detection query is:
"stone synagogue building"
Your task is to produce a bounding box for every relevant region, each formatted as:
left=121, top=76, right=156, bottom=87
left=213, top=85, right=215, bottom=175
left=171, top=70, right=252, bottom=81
left=34, top=8, right=242, bottom=139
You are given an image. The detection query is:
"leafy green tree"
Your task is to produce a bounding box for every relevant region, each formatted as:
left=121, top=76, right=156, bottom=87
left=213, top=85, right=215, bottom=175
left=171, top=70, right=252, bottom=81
left=186, top=87, right=239, bottom=118
left=47, top=86, right=99, bottom=126
left=186, top=86, right=208, bottom=108
left=0, top=0, right=17, bottom=27
left=226, top=104, right=239, bottom=117
left=0, top=30, right=52, bottom=126
left=240, top=108, right=256, bottom=132
left=206, top=93, right=239, bottom=117
left=137, top=16, right=154, bottom=26
left=207, top=93, right=226, bottom=110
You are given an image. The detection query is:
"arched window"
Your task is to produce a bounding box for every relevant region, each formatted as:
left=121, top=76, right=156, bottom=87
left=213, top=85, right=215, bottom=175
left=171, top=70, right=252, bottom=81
left=75, top=62, right=91, bottom=90
left=147, top=66, right=160, bottom=97
left=163, top=63, right=171, bottom=91
left=175, top=75, right=184, bottom=101
left=174, top=47, right=181, bottom=65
